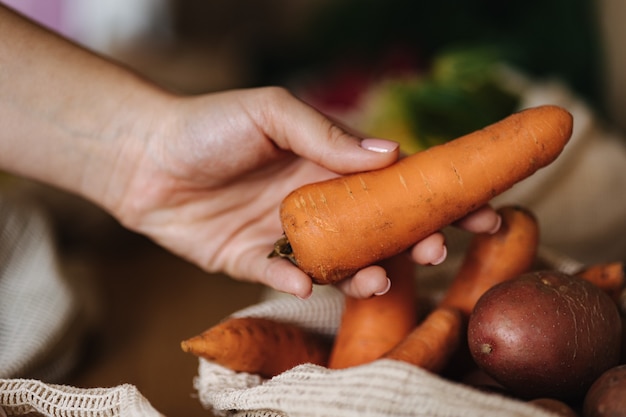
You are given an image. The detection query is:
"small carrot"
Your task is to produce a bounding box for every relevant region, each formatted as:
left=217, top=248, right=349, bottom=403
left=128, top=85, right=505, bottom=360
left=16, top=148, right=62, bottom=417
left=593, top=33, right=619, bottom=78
left=383, top=306, right=463, bottom=373
left=576, top=262, right=625, bottom=304
left=328, top=255, right=418, bottom=369
left=274, top=105, right=573, bottom=284
left=439, top=205, right=539, bottom=318
left=181, top=316, right=331, bottom=378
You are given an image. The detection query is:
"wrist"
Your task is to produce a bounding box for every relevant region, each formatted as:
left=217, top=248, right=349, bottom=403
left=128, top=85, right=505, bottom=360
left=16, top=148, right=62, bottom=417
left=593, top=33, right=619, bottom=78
left=0, top=5, right=178, bottom=219
left=77, top=87, right=177, bottom=217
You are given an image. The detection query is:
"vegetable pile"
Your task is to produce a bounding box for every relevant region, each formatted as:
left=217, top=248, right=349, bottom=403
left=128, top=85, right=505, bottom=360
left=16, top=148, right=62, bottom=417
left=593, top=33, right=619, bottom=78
left=182, top=106, right=626, bottom=416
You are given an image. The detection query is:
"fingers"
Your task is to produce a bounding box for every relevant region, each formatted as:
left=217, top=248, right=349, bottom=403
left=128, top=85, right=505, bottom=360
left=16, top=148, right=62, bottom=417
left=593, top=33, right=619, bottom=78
left=262, top=205, right=502, bottom=299
left=260, top=257, right=314, bottom=299
left=410, top=232, right=448, bottom=265
left=261, top=254, right=393, bottom=299
left=253, top=87, right=400, bottom=174
left=338, top=207, right=502, bottom=298
left=454, top=204, right=502, bottom=234
left=336, top=265, right=392, bottom=298
left=409, top=206, right=501, bottom=266
left=260, top=256, right=392, bottom=300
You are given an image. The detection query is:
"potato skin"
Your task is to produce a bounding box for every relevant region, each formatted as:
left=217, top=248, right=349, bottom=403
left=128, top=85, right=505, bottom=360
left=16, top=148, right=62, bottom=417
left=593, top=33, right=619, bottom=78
left=583, top=364, right=626, bottom=417
left=468, top=271, right=622, bottom=400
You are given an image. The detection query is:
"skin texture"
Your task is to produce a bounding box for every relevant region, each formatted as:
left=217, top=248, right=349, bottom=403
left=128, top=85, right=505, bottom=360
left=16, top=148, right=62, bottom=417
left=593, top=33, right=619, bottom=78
left=468, top=271, right=622, bottom=400
left=279, top=106, right=573, bottom=284
left=0, top=5, right=501, bottom=299
left=583, top=365, right=626, bottom=417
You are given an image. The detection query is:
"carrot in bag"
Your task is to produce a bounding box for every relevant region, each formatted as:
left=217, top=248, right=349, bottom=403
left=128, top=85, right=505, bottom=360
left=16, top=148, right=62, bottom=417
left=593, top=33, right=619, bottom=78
left=328, top=254, right=418, bottom=369
left=576, top=261, right=625, bottom=304
left=273, top=105, right=573, bottom=284
left=439, top=205, right=539, bottom=318
left=181, top=316, right=331, bottom=378
left=383, top=306, right=463, bottom=373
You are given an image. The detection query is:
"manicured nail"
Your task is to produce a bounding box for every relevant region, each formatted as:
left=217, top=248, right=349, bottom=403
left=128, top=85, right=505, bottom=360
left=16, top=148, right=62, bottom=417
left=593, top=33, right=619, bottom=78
left=374, top=277, right=392, bottom=296
left=488, top=215, right=503, bottom=234
left=431, top=245, right=447, bottom=266
left=361, top=138, right=399, bottom=153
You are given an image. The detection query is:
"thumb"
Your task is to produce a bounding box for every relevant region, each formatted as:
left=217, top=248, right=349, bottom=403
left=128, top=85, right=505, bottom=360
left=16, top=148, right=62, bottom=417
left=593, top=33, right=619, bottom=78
left=255, top=87, right=400, bottom=174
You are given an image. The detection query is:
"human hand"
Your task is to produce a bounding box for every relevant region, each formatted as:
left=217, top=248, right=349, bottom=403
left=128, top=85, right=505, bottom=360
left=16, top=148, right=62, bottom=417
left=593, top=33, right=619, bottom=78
left=107, top=87, right=500, bottom=299
left=0, top=7, right=499, bottom=299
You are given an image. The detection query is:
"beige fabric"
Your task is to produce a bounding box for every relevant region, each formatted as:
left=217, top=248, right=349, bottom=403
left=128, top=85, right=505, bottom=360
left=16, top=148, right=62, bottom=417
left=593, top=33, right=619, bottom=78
left=0, top=379, right=163, bottom=417
left=193, top=285, right=564, bottom=417
left=193, top=243, right=584, bottom=417
left=0, top=194, right=162, bottom=416
left=0, top=195, right=82, bottom=381
left=197, top=360, right=557, bottom=417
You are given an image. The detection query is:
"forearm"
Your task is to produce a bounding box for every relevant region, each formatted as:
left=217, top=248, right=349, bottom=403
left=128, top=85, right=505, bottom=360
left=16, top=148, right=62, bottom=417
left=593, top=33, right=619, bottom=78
left=0, top=5, right=174, bottom=211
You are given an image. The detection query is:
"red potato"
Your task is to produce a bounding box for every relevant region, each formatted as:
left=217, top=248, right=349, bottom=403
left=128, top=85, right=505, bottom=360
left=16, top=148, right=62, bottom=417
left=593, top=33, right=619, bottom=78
left=274, top=105, right=573, bottom=284
left=583, top=364, right=626, bottom=417
left=468, top=271, right=622, bottom=400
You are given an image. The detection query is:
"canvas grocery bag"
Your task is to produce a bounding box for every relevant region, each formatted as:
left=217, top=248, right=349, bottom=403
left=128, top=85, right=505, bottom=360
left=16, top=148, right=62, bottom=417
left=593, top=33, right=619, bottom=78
left=191, top=285, right=569, bottom=417
left=2, top=74, right=626, bottom=416
left=0, top=194, right=83, bottom=381
left=0, top=193, right=164, bottom=417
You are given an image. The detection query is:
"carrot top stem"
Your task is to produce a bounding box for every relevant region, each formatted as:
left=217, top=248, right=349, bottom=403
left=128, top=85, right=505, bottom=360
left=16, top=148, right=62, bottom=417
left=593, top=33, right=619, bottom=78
left=269, top=234, right=296, bottom=264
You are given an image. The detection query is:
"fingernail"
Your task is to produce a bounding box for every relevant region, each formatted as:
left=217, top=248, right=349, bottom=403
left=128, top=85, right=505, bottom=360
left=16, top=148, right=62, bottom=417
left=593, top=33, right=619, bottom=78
left=361, top=138, right=399, bottom=153
left=431, top=245, right=447, bottom=266
left=296, top=291, right=312, bottom=300
left=488, top=215, right=503, bottom=234
left=374, top=277, right=392, bottom=296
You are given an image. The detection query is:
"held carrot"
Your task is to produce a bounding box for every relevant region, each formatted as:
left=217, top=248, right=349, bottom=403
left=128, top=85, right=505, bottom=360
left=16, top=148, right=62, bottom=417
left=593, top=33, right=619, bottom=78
left=328, top=255, right=418, bottom=369
left=383, top=306, right=463, bottom=373
left=273, top=105, right=573, bottom=284
left=181, top=316, right=331, bottom=378
left=576, top=262, right=625, bottom=304
left=439, top=205, right=539, bottom=317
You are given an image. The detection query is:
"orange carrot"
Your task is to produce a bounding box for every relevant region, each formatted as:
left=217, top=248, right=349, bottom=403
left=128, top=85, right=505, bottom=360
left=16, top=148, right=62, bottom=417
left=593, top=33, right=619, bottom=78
left=274, top=105, right=573, bottom=284
left=576, top=261, right=625, bottom=304
left=328, top=255, right=418, bottom=369
left=181, top=316, right=331, bottom=378
left=383, top=306, right=463, bottom=373
left=439, top=205, right=539, bottom=317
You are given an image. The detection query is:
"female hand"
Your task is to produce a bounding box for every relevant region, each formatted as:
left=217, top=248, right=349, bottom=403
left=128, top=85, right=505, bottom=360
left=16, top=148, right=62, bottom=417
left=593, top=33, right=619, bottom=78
left=0, top=6, right=499, bottom=299
left=107, top=87, right=501, bottom=299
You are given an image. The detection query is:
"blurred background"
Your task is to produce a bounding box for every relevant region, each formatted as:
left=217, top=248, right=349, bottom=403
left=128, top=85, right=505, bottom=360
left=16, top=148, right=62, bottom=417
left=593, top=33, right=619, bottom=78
left=1, top=1, right=626, bottom=416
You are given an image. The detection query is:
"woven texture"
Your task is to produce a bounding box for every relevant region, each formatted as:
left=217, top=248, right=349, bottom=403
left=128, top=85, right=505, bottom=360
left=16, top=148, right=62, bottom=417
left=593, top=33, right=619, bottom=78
left=0, top=193, right=163, bottom=417
left=193, top=287, right=563, bottom=417
left=0, top=195, right=80, bottom=381
left=0, top=379, right=163, bottom=417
